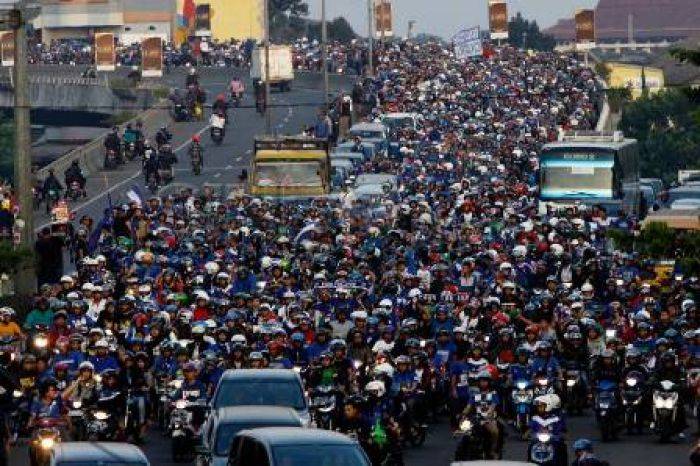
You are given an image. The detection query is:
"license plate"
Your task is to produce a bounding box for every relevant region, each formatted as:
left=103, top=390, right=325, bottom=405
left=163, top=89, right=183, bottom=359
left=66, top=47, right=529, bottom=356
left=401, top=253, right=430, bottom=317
left=68, top=410, right=82, bottom=416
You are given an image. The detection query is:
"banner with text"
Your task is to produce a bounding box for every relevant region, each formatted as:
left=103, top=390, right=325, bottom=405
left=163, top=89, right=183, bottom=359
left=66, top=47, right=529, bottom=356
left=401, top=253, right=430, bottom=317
left=94, top=33, right=115, bottom=71
left=453, top=27, right=482, bottom=60
left=1, top=31, right=14, bottom=67
left=575, top=9, right=595, bottom=50
left=488, top=0, right=508, bottom=40
left=374, top=0, right=393, bottom=38
left=195, top=4, right=212, bottom=36
left=142, top=37, right=163, bottom=77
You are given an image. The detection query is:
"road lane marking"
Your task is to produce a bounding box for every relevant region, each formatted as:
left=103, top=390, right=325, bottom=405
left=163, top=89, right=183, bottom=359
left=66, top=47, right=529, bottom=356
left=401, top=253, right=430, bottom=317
left=225, top=165, right=233, bottom=170
left=214, top=173, right=221, bottom=178
left=235, top=156, right=242, bottom=162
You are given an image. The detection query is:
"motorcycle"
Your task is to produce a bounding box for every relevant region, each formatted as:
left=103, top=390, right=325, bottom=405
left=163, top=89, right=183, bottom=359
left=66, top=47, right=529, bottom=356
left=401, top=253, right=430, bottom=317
left=396, top=386, right=427, bottom=447
left=124, top=142, right=137, bottom=161
left=453, top=393, right=502, bottom=461
left=191, top=151, right=203, bottom=176
left=652, top=379, right=680, bottom=442
left=173, top=103, right=190, bottom=122
left=528, top=429, right=566, bottom=466
left=86, top=394, right=120, bottom=441
left=532, top=376, right=556, bottom=398
left=622, top=371, right=646, bottom=435
left=562, top=366, right=585, bottom=415
left=30, top=325, right=50, bottom=357
left=67, top=399, right=87, bottom=441
left=594, top=380, right=619, bottom=441
left=210, top=125, right=224, bottom=145
left=147, top=172, right=159, bottom=194
left=44, top=189, right=61, bottom=215
left=170, top=398, right=208, bottom=462
left=511, top=379, right=534, bottom=439
left=124, top=389, right=147, bottom=443
left=104, top=149, right=118, bottom=170
left=308, top=385, right=338, bottom=430
left=66, top=180, right=82, bottom=201
left=29, top=417, right=65, bottom=466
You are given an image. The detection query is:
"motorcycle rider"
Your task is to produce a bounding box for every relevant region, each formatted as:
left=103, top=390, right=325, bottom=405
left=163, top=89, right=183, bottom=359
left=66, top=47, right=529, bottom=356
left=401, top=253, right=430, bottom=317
left=229, top=76, right=245, bottom=101
left=155, top=126, right=171, bottom=151
left=172, top=362, right=207, bottom=433
left=28, top=378, right=63, bottom=429
left=122, top=124, right=138, bottom=158
left=528, top=395, right=567, bottom=466
left=648, top=350, right=687, bottom=438
left=212, top=94, right=228, bottom=122
left=363, top=380, right=402, bottom=466
left=63, top=161, right=86, bottom=197
left=104, top=126, right=121, bottom=161
left=463, top=370, right=502, bottom=459
left=144, top=148, right=160, bottom=187
left=42, top=169, right=63, bottom=200
left=189, top=135, right=203, bottom=171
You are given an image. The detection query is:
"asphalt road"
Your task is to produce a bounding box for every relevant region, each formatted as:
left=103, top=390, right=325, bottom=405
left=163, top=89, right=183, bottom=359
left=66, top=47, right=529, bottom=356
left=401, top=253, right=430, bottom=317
left=35, top=71, right=339, bottom=230
left=9, top=414, right=692, bottom=466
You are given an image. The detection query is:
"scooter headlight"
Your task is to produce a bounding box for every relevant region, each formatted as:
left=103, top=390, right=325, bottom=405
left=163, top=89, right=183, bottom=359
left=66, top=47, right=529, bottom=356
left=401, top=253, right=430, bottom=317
left=93, top=411, right=109, bottom=421
left=459, top=419, right=472, bottom=432
left=40, top=437, right=55, bottom=449
left=626, top=378, right=637, bottom=387
left=538, top=378, right=548, bottom=386
left=566, top=379, right=576, bottom=387
left=73, top=401, right=82, bottom=409
left=34, top=336, right=48, bottom=349
left=13, top=390, right=21, bottom=398
left=537, top=432, right=551, bottom=443
left=516, top=381, right=527, bottom=390
left=175, top=400, right=187, bottom=410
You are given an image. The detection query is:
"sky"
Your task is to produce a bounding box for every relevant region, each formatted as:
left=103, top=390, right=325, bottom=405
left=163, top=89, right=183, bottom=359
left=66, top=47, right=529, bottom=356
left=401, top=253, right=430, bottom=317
left=307, top=0, right=599, bottom=39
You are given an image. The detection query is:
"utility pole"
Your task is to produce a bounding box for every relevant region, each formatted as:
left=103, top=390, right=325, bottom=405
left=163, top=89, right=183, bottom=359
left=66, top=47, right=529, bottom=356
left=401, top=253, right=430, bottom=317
left=367, top=0, right=373, bottom=76
left=263, top=0, right=271, bottom=133
left=321, top=0, right=328, bottom=108
left=10, top=5, right=34, bottom=294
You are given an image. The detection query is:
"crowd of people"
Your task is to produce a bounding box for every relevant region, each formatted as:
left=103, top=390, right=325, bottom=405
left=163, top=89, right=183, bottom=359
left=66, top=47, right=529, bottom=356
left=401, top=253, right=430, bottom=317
left=25, top=36, right=369, bottom=74
left=2, top=38, right=698, bottom=466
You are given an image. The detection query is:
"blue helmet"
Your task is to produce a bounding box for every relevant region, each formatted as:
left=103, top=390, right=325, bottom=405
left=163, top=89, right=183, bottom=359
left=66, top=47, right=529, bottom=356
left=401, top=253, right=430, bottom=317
left=573, top=438, right=593, bottom=452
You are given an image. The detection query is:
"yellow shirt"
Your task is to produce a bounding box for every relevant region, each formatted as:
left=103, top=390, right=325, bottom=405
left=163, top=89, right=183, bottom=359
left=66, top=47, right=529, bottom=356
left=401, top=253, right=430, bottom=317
left=0, top=321, right=22, bottom=337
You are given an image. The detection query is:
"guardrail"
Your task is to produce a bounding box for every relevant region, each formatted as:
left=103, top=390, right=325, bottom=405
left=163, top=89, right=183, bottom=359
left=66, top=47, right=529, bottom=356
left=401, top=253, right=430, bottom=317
left=35, top=100, right=170, bottom=180
left=0, top=71, right=105, bottom=88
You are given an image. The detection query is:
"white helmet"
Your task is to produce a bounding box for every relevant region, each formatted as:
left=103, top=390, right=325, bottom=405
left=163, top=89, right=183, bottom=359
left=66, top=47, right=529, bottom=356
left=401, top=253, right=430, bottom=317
left=205, top=261, right=220, bottom=275
left=373, top=362, right=395, bottom=378
left=365, top=380, right=386, bottom=398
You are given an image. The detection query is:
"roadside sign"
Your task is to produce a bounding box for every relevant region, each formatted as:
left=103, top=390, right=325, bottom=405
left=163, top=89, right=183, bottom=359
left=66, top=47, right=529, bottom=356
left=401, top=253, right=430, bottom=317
left=453, top=27, right=482, bottom=60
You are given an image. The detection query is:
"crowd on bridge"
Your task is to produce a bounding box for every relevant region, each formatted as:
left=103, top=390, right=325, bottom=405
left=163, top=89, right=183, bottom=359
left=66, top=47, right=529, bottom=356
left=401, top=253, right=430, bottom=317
left=2, top=38, right=700, bottom=466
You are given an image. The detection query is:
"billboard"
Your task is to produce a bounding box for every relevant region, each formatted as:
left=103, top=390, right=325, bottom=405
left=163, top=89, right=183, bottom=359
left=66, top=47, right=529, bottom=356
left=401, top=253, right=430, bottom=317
left=1, top=31, right=13, bottom=67
left=374, top=0, right=392, bottom=39
left=453, top=27, right=482, bottom=60
left=575, top=9, right=595, bottom=50
left=94, top=33, right=115, bottom=71
left=195, top=4, right=212, bottom=36
left=141, top=37, right=163, bottom=77
left=488, top=0, right=508, bottom=40
left=607, top=62, right=664, bottom=99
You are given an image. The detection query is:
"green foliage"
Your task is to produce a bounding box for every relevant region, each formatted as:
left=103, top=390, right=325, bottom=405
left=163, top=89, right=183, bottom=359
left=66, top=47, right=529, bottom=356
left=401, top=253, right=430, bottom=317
left=606, top=86, right=632, bottom=113
left=508, top=12, right=556, bottom=52
left=607, top=223, right=700, bottom=275
left=0, top=242, right=33, bottom=275
left=104, top=111, right=136, bottom=127
left=595, top=62, right=610, bottom=83
left=618, top=88, right=700, bottom=183
left=153, top=87, right=170, bottom=100
left=306, top=17, right=357, bottom=43
left=670, top=47, right=700, bottom=67
left=0, top=120, right=12, bottom=182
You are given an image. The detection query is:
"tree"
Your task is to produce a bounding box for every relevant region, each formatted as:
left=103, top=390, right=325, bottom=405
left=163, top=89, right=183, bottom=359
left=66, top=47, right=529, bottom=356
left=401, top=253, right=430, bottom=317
left=670, top=47, right=700, bottom=67
left=306, top=17, right=357, bottom=43
left=269, top=0, right=309, bottom=42
left=606, top=86, right=632, bottom=113
left=508, top=12, right=556, bottom=52
left=0, top=119, right=13, bottom=182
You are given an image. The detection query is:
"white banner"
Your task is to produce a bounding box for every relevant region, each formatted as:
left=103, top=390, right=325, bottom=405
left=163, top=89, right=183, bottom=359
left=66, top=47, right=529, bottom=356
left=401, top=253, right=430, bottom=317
left=453, top=27, right=482, bottom=60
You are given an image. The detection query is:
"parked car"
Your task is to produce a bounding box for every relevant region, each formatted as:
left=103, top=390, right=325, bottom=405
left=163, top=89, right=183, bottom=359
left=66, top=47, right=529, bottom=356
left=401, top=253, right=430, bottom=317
left=51, top=442, right=149, bottom=466
left=228, top=427, right=370, bottom=466
left=211, top=369, right=309, bottom=426
left=197, top=406, right=303, bottom=466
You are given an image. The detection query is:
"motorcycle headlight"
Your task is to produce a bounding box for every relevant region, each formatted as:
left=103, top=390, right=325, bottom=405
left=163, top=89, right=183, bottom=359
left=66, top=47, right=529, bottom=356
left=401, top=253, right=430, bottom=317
left=93, top=411, right=109, bottom=420
left=40, top=437, right=55, bottom=449
left=73, top=401, right=82, bottom=409
left=34, top=336, right=48, bottom=349
left=537, top=433, right=551, bottom=443
left=175, top=400, right=187, bottom=410
left=293, top=366, right=302, bottom=373
left=566, top=379, right=576, bottom=387
left=516, top=381, right=527, bottom=390
left=171, top=380, right=183, bottom=389
left=12, top=390, right=21, bottom=398
left=626, top=378, right=637, bottom=387
left=459, top=419, right=472, bottom=432
left=538, top=378, right=548, bottom=386
left=353, top=360, right=363, bottom=370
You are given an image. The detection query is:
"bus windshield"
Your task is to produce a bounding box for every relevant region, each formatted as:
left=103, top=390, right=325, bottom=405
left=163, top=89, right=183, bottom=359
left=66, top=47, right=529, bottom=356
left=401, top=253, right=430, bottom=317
left=540, top=155, right=614, bottom=199
left=255, top=161, right=322, bottom=187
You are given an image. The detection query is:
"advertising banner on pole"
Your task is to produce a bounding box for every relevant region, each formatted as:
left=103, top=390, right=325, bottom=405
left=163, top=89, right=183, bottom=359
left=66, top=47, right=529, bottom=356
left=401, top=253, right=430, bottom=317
left=94, top=33, right=115, bottom=71
left=488, top=0, right=508, bottom=40
left=142, top=36, right=163, bottom=77
left=453, top=27, right=482, bottom=60
left=1, top=31, right=14, bottom=67
left=374, top=0, right=393, bottom=38
left=575, top=9, right=595, bottom=50
left=195, top=4, right=212, bottom=37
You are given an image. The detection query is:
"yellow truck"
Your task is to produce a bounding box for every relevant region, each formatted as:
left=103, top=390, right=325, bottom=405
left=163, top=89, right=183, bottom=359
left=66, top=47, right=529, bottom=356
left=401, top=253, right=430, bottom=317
left=247, top=137, right=331, bottom=197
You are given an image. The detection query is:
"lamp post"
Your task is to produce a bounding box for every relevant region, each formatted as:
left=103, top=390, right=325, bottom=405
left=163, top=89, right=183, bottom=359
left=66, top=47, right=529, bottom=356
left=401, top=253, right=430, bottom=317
left=321, top=0, right=328, bottom=108
left=263, top=0, right=271, bottom=133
